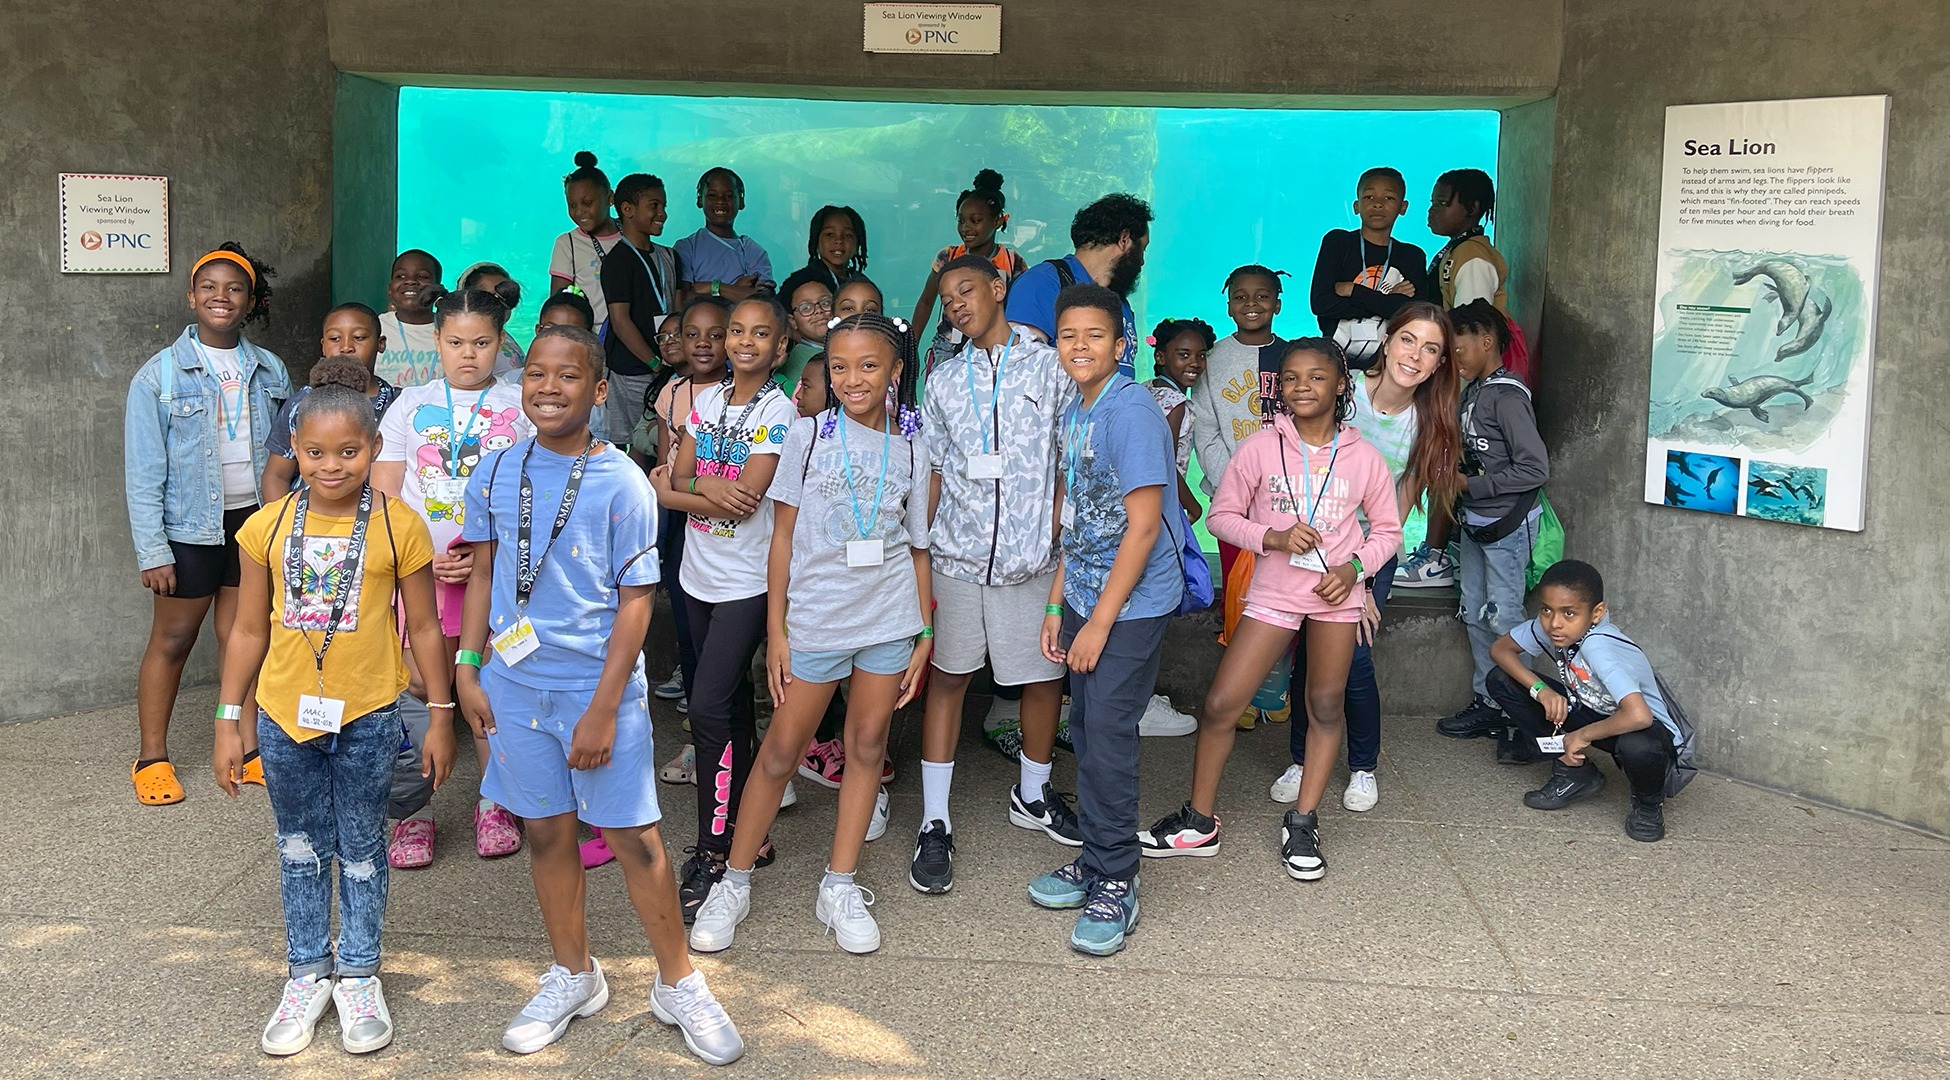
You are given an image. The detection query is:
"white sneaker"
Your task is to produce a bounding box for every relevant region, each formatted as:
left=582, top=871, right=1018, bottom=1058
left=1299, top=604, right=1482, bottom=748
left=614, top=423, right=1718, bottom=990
left=650, top=969, right=745, bottom=1066
left=983, top=694, right=1021, bottom=732
left=655, top=669, right=687, bottom=700
left=689, top=876, right=752, bottom=953
left=1394, top=544, right=1457, bottom=589
left=502, top=959, right=609, bottom=1054
left=780, top=779, right=798, bottom=809
left=1342, top=770, right=1379, bottom=812
left=864, top=787, right=890, bottom=842
left=1138, top=693, right=1197, bottom=737
left=332, top=975, right=394, bottom=1054
left=1270, top=763, right=1303, bottom=804
left=260, top=974, right=334, bottom=1056
left=815, top=877, right=882, bottom=954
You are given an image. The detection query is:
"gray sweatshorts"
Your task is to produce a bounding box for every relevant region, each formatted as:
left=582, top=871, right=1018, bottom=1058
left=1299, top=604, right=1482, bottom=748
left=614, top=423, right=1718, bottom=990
left=932, top=571, right=1065, bottom=687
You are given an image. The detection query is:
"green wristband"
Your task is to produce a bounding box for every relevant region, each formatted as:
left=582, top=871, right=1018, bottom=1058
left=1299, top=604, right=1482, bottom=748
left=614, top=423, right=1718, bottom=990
left=455, top=650, right=484, bottom=668
left=215, top=704, right=244, bottom=722
left=1349, top=554, right=1365, bottom=578
left=917, top=626, right=934, bottom=640
left=1045, top=604, right=1063, bottom=616
left=1528, top=680, right=1547, bottom=700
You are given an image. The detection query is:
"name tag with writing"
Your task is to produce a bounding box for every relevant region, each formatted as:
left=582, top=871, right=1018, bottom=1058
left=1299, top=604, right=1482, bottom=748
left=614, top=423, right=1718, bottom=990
left=492, top=615, right=541, bottom=666
left=297, top=694, right=346, bottom=734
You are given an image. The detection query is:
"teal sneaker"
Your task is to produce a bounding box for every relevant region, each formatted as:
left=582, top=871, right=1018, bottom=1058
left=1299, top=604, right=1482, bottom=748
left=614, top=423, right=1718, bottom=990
left=1027, top=857, right=1092, bottom=909
left=1070, top=877, right=1139, bottom=956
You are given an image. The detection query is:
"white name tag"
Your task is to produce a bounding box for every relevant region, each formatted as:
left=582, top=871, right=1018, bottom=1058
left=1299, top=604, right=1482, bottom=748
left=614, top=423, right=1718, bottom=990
left=424, top=477, right=466, bottom=505
left=1288, top=548, right=1329, bottom=573
left=1537, top=735, right=1567, bottom=754
left=1060, top=500, right=1075, bottom=530
left=297, top=694, right=346, bottom=734
left=966, top=452, right=1004, bottom=480
left=846, top=538, right=886, bottom=567
left=491, top=615, right=540, bottom=666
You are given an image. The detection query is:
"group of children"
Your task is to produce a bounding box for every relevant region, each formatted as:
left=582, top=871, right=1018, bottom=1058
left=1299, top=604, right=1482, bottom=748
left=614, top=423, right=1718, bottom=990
left=118, top=157, right=1693, bottom=1065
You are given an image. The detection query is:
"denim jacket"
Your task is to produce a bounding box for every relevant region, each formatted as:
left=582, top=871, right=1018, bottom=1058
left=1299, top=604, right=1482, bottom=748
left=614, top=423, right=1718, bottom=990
left=124, top=327, right=291, bottom=569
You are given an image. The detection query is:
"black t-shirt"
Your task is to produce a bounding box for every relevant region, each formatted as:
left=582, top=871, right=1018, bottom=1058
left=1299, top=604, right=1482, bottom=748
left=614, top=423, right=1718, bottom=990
left=599, top=240, right=680, bottom=376
left=1308, top=229, right=1432, bottom=335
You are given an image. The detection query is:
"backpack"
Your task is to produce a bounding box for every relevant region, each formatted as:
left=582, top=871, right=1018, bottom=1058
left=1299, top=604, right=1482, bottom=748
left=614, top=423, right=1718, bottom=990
left=1527, top=492, right=1565, bottom=591
left=1045, top=258, right=1077, bottom=291
left=1585, top=630, right=1699, bottom=798
left=1163, top=496, right=1214, bottom=617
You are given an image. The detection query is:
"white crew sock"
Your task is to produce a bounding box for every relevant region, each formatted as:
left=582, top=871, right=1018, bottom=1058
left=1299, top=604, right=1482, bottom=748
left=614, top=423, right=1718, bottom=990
left=920, top=759, right=955, bottom=832
left=1019, top=754, right=1052, bottom=801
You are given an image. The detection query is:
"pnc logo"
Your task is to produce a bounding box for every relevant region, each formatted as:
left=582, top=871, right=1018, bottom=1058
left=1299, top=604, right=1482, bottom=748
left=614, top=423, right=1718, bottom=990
left=904, top=27, right=922, bottom=43
left=80, top=231, right=103, bottom=250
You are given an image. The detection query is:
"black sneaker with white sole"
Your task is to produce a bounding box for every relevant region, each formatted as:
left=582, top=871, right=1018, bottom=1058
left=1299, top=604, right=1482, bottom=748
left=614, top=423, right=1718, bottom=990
left=1280, top=810, right=1326, bottom=881
left=1437, top=697, right=1508, bottom=739
left=1009, top=782, right=1083, bottom=846
left=909, top=820, right=956, bottom=893
left=677, top=848, right=726, bottom=925
left=1137, top=802, right=1221, bottom=858
left=1523, top=761, right=1605, bottom=810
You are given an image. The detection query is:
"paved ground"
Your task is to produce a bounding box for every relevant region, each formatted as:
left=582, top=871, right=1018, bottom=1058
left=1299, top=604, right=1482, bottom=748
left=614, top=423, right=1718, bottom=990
left=1, top=685, right=1944, bottom=1079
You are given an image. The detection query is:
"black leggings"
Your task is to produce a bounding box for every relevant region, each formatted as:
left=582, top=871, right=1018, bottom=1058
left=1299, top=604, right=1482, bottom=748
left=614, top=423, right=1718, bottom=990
left=685, top=592, right=768, bottom=855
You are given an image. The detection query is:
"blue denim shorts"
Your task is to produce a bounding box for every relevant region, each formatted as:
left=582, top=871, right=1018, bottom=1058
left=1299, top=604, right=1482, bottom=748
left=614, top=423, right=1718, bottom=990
left=789, top=638, right=913, bottom=684
left=479, top=665, right=661, bottom=829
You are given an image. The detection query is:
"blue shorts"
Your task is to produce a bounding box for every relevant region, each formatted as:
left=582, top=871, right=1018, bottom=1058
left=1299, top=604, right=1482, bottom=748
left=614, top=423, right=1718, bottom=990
left=479, top=665, right=661, bottom=829
left=789, top=638, right=913, bottom=684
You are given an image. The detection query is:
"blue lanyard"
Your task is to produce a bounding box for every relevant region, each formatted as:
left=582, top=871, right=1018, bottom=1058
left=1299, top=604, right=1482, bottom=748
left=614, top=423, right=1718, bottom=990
left=624, top=241, right=668, bottom=309
left=963, top=332, right=1013, bottom=455
left=835, top=410, right=892, bottom=540
left=1358, top=237, right=1394, bottom=284
left=442, top=379, right=494, bottom=476
left=1277, top=428, right=1341, bottom=526
left=191, top=329, right=248, bottom=441
left=1064, top=374, right=1127, bottom=492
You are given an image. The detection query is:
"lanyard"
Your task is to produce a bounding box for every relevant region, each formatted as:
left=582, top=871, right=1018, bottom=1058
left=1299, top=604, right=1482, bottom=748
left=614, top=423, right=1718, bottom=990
left=191, top=329, right=249, bottom=441
left=709, top=380, right=778, bottom=463
left=442, top=379, right=494, bottom=476
left=625, top=241, right=668, bottom=310
left=1064, top=374, right=1128, bottom=492
left=515, top=440, right=594, bottom=608
left=582, top=230, right=614, bottom=265
left=706, top=230, right=745, bottom=258
left=286, top=484, right=374, bottom=693
left=1277, top=427, right=1341, bottom=526
left=963, top=332, right=1014, bottom=455
left=1358, top=237, right=1394, bottom=285
left=835, top=409, right=892, bottom=540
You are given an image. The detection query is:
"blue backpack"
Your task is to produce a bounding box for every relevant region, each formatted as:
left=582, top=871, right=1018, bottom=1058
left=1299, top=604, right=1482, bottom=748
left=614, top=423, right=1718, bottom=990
left=1164, top=498, right=1214, bottom=616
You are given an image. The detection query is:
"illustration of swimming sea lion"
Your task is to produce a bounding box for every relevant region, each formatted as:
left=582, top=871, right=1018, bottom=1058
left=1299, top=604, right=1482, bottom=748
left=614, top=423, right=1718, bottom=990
left=1702, top=372, right=1816, bottom=422
left=1732, top=260, right=1833, bottom=363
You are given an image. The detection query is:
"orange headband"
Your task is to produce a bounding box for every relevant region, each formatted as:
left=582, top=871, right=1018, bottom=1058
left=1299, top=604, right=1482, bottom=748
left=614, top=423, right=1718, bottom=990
left=192, top=250, right=256, bottom=285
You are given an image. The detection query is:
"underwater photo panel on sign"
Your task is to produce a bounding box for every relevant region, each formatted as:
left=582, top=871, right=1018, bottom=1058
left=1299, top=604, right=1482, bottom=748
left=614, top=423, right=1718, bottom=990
left=1742, top=460, right=1825, bottom=527
left=1663, top=450, right=1740, bottom=515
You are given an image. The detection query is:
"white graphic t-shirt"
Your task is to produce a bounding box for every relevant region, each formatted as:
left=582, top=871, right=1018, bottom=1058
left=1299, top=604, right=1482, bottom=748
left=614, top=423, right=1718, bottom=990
left=680, top=380, right=797, bottom=603
left=378, top=379, right=533, bottom=553
left=200, top=343, right=259, bottom=506
left=375, top=313, right=523, bottom=388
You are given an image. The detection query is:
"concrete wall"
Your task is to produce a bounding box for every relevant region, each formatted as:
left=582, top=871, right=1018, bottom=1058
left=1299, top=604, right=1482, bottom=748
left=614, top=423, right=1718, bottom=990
left=1536, top=0, right=1949, bottom=830
left=0, top=3, right=335, bottom=722
left=325, top=0, right=1560, bottom=105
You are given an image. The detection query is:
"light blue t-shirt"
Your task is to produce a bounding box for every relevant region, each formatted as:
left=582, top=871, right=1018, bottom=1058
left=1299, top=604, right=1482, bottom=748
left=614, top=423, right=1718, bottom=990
left=461, top=442, right=660, bottom=690
left=1060, top=375, right=1181, bottom=620
left=673, top=227, right=774, bottom=288
left=1004, top=254, right=1138, bottom=378
left=1510, top=615, right=1683, bottom=745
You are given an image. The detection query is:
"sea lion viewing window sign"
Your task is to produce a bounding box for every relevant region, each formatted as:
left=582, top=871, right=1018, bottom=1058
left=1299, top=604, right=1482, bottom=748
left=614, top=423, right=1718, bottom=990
left=1643, top=95, right=1889, bottom=531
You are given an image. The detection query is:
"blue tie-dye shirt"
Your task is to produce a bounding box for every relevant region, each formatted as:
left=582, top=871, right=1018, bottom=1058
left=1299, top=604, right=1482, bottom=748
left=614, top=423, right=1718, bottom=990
left=1060, top=375, right=1182, bottom=620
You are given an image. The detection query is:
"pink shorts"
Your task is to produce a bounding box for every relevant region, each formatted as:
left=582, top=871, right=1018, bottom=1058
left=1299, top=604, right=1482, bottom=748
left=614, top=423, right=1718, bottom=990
left=436, top=579, right=466, bottom=637
left=1242, top=599, right=1362, bottom=631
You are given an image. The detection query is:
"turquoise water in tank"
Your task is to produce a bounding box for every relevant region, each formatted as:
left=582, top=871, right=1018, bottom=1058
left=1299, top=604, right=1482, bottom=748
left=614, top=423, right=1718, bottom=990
left=395, top=87, right=1499, bottom=550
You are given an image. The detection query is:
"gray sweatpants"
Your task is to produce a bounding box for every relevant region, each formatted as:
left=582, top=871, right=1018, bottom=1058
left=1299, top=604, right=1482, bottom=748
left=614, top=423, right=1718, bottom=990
left=388, top=691, right=433, bottom=820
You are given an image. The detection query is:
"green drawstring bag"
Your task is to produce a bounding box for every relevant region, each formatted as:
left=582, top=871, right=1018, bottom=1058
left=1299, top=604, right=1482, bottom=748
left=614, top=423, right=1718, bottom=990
left=1526, top=492, right=1565, bottom=591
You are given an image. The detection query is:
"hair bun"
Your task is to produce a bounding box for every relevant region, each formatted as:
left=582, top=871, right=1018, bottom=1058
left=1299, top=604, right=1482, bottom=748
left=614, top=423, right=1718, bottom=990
left=972, top=168, right=1003, bottom=191
left=574, top=150, right=598, bottom=168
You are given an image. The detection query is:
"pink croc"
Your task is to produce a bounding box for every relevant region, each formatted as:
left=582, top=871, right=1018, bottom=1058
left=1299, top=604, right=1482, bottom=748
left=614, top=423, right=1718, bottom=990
left=797, top=738, right=846, bottom=790
left=579, top=827, right=616, bottom=869
left=388, top=818, right=435, bottom=869
left=474, top=801, right=523, bottom=858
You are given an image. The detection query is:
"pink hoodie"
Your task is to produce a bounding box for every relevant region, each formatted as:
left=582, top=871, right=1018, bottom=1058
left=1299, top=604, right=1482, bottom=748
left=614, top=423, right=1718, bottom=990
left=1206, top=414, right=1403, bottom=613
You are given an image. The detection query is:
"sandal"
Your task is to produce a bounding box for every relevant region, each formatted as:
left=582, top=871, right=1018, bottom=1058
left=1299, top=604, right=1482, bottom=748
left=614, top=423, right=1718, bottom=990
left=659, top=744, right=696, bottom=785
left=238, top=753, right=266, bottom=787
left=132, top=760, right=185, bottom=806
left=579, top=828, right=615, bottom=869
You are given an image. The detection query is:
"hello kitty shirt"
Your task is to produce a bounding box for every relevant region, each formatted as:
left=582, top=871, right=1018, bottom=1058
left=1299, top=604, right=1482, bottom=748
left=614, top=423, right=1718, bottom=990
left=379, top=378, right=534, bottom=553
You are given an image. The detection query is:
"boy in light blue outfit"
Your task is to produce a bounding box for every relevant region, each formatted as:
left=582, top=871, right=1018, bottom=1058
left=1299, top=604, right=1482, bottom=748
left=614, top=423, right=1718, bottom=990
left=455, top=326, right=742, bottom=1066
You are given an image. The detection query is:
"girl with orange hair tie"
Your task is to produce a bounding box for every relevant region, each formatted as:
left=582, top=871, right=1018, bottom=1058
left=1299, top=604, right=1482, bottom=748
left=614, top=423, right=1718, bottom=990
left=124, top=242, right=290, bottom=805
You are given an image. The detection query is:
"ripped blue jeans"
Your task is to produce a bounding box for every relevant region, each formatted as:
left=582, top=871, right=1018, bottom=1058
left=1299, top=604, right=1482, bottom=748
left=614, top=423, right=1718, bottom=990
left=1458, top=513, right=1538, bottom=701
left=258, top=705, right=400, bottom=980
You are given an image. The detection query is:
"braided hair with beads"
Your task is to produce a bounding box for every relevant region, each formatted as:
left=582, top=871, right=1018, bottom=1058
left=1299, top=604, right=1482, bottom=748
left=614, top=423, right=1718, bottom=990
left=817, top=311, right=921, bottom=440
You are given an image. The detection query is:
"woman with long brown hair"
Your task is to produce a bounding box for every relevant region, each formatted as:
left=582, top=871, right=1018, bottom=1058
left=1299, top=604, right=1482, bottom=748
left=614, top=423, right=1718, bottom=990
left=1270, top=301, right=1462, bottom=813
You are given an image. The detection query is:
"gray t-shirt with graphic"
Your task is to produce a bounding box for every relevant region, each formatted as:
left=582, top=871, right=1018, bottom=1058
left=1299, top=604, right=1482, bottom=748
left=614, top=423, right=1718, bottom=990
left=773, top=412, right=932, bottom=651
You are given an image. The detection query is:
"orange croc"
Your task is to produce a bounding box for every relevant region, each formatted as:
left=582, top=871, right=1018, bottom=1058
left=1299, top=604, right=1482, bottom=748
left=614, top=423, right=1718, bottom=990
left=238, top=755, right=265, bottom=787
left=132, top=760, right=186, bottom=806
